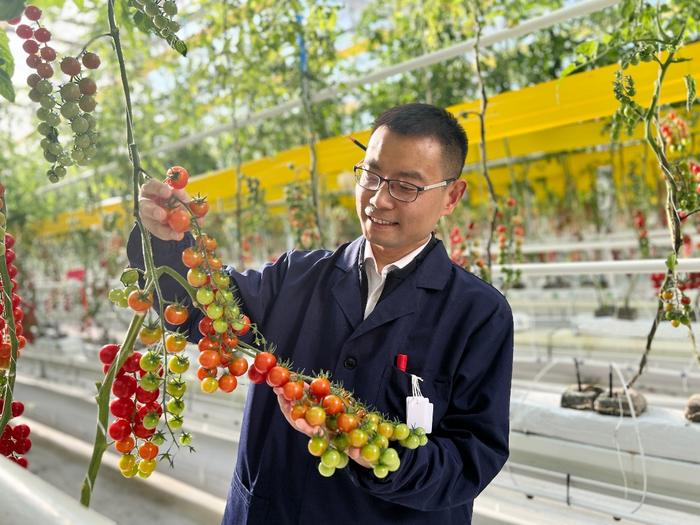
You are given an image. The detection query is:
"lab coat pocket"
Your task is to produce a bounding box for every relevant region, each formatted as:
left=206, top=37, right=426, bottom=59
left=374, top=364, right=451, bottom=425
left=227, top=471, right=271, bottom=524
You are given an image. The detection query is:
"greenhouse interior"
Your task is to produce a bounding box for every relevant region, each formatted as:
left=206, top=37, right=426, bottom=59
left=1, top=0, right=699, bottom=524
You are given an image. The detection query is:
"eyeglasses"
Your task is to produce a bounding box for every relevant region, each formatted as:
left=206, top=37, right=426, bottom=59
left=353, top=165, right=456, bottom=203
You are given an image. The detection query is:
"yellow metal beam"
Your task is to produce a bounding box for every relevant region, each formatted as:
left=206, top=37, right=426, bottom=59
left=37, top=42, right=700, bottom=236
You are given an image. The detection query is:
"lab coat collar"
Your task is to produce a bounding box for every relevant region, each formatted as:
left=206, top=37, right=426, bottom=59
left=332, top=236, right=452, bottom=333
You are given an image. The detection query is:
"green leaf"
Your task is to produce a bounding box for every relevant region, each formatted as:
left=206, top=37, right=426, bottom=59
left=575, top=40, right=599, bottom=60
left=0, top=71, right=14, bottom=103
left=0, top=31, right=15, bottom=103
left=560, top=62, right=578, bottom=79
left=684, top=74, right=696, bottom=112
left=0, top=0, right=24, bottom=21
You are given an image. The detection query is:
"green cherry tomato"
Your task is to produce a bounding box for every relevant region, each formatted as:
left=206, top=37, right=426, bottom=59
left=392, top=423, right=410, bottom=441
left=142, top=412, right=160, bottom=429
left=307, top=436, right=328, bottom=457
left=206, top=303, right=223, bottom=320
left=321, top=449, right=341, bottom=468
left=212, top=272, right=230, bottom=288
left=318, top=463, right=335, bottom=477
left=166, top=378, right=187, bottom=398
left=212, top=318, right=228, bottom=333
left=373, top=465, right=390, bottom=479
left=139, top=352, right=161, bottom=372
left=168, top=415, right=184, bottom=430
left=336, top=451, right=349, bottom=469
left=360, top=443, right=380, bottom=463
left=166, top=398, right=185, bottom=415
left=168, top=355, right=189, bottom=374
left=403, top=434, right=420, bottom=450
left=151, top=432, right=166, bottom=446
left=139, top=372, right=161, bottom=392
left=178, top=432, right=193, bottom=446
left=196, top=287, right=214, bottom=305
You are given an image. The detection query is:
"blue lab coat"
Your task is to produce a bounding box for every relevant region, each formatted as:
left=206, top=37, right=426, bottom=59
left=128, top=228, right=513, bottom=525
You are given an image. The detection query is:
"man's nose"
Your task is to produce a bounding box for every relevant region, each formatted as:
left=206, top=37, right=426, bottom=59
left=368, top=180, right=393, bottom=208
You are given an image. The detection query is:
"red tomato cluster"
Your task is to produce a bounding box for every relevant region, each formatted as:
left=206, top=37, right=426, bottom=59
left=0, top=400, right=30, bottom=468
left=100, top=341, right=186, bottom=478
left=0, top=231, right=27, bottom=369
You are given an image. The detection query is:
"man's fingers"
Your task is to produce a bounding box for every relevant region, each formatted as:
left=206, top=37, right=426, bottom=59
left=140, top=179, right=173, bottom=200
left=143, top=219, right=184, bottom=241
left=139, top=199, right=168, bottom=223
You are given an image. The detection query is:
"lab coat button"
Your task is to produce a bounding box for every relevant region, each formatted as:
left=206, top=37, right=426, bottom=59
left=343, top=356, right=357, bottom=370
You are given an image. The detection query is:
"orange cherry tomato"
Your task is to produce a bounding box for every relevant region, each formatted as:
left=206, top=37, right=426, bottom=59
left=228, top=356, right=248, bottom=377
left=198, top=349, right=221, bottom=369
left=115, top=437, right=135, bottom=454
left=181, top=247, right=204, bottom=268
left=218, top=374, right=237, bottom=393
left=127, top=290, right=153, bottom=313
left=164, top=304, right=188, bottom=325
left=138, top=441, right=159, bottom=460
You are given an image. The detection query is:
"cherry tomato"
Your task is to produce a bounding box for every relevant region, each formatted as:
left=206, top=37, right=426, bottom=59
left=197, top=336, right=220, bottom=352
left=135, top=385, right=159, bottom=404
left=348, top=428, right=369, bottom=448
left=115, top=437, right=135, bottom=454
left=307, top=435, right=328, bottom=457
left=198, top=316, right=215, bottom=336
left=165, top=166, right=189, bottom=189
left=182, top=247, right=204, bottom=268
left=266, top=366, right=290, bottom=387
left=200, top=376, right=219, bottom=393
left=110, top=398, right=135, bottom=419
left=322, top=394, right=344, bottom=415
left=187, top=268, right=207, bottom=287
left=164, top=304, right=188, bottom=325
left=196, top=234, right=217, bottom=252
left=139, top=325, right=162, bottom=346
left=168, top=355, right=190, bottom=374
left=290, top=403, right=307, bottom=420
left=165, top=332, right=187, bottom=353
left=253, top=351, right=276, bottom=374
left=138, top=441, right=159, bottom=460
left=234, top=314, right=251, bottom=336
left=99, top=343, right=119, bottom=365
left=198, top=349, right=221, bottom=369
left=197, top=366, right=217, bottom=381
left=222, top=333, right=238, bottom=349
left=167, top=209, right=191, bottom=233
left=108, top=419, right=131, bottom=441
left=282, top=380, right=304, bottom=401
left=337, top=412, right=359, bottom=433
left=310, top=377, right=331, bottom=400
left=228, top=356, right=248, bottom=376
left=305, top=406, right=326, bottom=427
left=247, top=366, right=266, bottom=384
left=189, top=196, right=209, bottom=218
left=127, top=290, right=153, bottom=313
left=112, top=375, right=137, bottom=399
left=218, top=374, right=238, bottom=393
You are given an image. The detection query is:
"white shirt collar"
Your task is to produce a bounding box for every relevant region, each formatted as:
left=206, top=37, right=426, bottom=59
left=363, top=237, right=431, bottom=276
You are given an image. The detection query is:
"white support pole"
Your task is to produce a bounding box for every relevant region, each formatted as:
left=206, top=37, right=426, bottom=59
left=492, top=258, right=700, bottom=276
left=38, top=0, right=621, bottom=194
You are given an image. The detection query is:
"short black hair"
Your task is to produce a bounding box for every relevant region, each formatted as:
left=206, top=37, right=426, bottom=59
left=371, top=103, right=468, bottom=179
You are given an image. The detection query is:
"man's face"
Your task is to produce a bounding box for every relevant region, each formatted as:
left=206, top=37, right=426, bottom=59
left=355, top=125, right=465, bottom=254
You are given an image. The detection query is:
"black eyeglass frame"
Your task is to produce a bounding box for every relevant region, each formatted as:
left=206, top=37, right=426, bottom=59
left=353, top=164, right=457, bottom=203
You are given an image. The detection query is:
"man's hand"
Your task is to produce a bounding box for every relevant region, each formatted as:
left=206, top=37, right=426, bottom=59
left=139, top=179, right=192, bottom=241
left=273, top=387, right=373, bottom=469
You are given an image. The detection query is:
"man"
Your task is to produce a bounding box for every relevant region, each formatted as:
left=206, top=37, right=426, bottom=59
left=129, top=103, right=513, bottom=524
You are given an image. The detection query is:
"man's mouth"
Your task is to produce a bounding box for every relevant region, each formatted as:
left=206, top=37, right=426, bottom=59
left=368, top=215, right=398, bottom=226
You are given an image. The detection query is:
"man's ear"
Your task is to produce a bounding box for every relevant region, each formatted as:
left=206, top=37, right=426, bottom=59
left=441, top=179, right=467, bottom=217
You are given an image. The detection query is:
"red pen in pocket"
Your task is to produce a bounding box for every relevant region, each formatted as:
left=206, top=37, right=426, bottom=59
left=396, top=353, right=407, bottom=372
